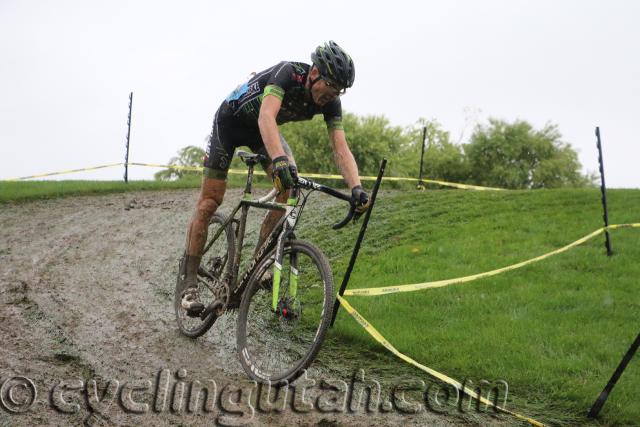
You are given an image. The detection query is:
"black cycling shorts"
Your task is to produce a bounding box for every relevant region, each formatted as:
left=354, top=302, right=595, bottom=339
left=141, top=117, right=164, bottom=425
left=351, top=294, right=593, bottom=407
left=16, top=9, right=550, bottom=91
left=203, top=102, right=294, bottom=180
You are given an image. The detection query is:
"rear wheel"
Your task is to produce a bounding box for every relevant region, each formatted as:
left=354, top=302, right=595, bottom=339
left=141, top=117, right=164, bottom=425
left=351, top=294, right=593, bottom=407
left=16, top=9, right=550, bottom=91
left=236, top=239, right=333, bottom=384
left=175, top=212, right=235, bottom=338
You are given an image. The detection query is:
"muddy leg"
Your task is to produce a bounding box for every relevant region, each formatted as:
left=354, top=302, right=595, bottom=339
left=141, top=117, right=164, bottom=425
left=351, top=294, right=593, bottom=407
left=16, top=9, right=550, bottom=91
left=186, top=177, right=226, bottom=257
left=181, top=177, right=226, bottom=313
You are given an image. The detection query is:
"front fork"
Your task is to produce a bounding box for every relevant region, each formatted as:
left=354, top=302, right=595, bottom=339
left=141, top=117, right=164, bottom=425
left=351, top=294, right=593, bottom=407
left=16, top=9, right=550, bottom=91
left=271, top=245, right=299, bottom=311
left=271, top=193, right=300, bottom=312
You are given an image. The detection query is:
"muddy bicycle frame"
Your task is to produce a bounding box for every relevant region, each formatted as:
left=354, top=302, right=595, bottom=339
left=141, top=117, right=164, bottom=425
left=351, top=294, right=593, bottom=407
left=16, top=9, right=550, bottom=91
left=199, top=151, right=354, bottom=316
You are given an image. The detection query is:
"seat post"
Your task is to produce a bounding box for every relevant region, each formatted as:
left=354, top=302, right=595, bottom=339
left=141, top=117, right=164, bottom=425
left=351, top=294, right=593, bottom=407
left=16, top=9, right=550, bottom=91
left=244, top=164, right=254, bottom=195
left=236, top=150, right=265, bottom=196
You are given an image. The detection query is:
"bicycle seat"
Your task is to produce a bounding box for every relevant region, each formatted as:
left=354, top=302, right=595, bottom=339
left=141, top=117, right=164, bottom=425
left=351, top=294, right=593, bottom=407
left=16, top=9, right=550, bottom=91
left=236, top=150, right=266, bottom=166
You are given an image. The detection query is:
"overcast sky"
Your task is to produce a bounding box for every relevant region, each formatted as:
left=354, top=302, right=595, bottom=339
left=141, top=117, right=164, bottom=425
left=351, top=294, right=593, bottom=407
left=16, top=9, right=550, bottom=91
left=1, top=0, right=638, bottom=187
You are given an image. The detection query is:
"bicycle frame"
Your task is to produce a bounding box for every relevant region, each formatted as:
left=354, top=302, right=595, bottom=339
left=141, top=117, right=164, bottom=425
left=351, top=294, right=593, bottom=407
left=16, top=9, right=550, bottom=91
left=200, top=150, right=354, bottom=317
left=201, top=162, right=306, bottom=312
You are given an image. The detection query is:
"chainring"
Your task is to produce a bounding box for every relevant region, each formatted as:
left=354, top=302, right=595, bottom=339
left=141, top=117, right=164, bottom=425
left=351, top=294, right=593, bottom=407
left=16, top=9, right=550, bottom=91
left=198, top=273, right=230, bottom=317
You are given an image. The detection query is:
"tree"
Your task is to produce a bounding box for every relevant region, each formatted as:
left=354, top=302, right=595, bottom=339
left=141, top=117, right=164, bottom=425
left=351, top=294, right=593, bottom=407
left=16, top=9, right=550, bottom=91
left=154, top=145, right=205, bottom=181
left=464, top=119, right=592, bottom=189
left=280, top=112, right=409, bottom=178
left=156, top=115, right=593, bottom=189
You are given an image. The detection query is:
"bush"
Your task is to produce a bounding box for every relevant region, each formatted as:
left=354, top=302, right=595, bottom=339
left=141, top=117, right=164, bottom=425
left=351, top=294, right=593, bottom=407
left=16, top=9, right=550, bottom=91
left=464, top=119, right=594, bottom=189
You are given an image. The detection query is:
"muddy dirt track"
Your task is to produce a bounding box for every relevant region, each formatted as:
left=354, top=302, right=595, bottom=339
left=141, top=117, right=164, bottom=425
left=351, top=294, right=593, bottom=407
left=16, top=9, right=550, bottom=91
left=0, top=189, right=509, bottom=426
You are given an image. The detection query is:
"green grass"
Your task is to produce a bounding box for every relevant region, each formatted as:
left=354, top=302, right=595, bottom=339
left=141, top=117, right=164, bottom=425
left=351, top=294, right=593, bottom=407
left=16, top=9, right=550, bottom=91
left=298, top=187, right=640, bottom=426
left=0, top=177, right=197, bottom=203
left=0, top=173, right=280, bottom=204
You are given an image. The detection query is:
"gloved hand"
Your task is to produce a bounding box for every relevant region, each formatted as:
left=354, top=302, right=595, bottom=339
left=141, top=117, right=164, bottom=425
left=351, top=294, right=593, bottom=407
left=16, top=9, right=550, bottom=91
left=351, top=185, right=370, bottom=218
left=271, top=156, right=297, bottom=193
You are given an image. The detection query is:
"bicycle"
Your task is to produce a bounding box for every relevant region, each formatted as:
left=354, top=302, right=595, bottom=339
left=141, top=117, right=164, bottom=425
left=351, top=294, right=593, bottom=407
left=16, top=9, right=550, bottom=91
left=174, top=150, right=357, bottom=384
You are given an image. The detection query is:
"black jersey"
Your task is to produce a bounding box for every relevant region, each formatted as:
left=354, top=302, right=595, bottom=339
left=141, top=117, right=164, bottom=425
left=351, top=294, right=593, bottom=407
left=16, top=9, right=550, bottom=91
left=223, top=61, right=343, bottom=130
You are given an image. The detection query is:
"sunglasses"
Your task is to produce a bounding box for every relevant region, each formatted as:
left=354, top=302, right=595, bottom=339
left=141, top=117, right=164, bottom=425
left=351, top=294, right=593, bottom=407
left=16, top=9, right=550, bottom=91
left=323, top=79, right=346, bottom=95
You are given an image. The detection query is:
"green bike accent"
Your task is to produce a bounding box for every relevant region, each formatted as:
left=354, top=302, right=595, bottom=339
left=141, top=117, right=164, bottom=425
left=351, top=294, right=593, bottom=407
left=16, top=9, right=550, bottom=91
left=287, top=198, right=297, bottom=206
left=272, top=262, right=282, bottom=311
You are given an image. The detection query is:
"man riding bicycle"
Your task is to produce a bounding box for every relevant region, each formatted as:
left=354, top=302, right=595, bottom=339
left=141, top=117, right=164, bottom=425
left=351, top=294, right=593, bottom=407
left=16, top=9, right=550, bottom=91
left=180, top=41, right=370, bottom=316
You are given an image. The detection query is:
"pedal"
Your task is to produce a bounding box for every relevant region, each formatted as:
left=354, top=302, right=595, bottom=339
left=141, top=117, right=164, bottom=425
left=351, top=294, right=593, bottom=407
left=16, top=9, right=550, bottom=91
left=186, top=304, right=205, bottom=318
left=200, top=300, right=224, bottom=319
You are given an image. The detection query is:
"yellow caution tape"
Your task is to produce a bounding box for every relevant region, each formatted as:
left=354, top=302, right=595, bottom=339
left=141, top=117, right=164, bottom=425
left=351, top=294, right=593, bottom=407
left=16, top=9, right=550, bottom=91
left=336, top=295, right=545, bottom=426
left=127, top=162, right=200, bottom=172
left=415, top=178, right=505, bottom=191
left=129, top=162, right=503, bottom=190
left=129, top=162, right=270, bottom=176
left=5, top=163, right=124, bottom=181
left=345, top=224, right=640, bottom=297
left=607, top=223, right=640, bottom=230
left=4, top=161, right=504, bottom=191
left=302, top=173, right=504, bottom=191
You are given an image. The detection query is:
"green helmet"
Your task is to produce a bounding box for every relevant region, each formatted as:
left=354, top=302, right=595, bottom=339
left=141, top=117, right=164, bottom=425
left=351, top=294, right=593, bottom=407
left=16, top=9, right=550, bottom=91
left=311, top=41, right=355, bottom=89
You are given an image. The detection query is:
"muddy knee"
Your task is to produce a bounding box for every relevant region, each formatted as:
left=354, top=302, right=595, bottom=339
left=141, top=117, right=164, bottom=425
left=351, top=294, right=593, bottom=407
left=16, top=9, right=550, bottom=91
left=186, top=181, right=225, bottom=255
left=196, top=196, right=220, bottom=220
left=196, top=179, right=226, bottom=219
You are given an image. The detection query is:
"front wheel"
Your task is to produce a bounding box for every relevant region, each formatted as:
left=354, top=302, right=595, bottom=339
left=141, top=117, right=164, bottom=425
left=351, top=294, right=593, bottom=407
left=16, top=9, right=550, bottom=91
left=236, top=240, right=334, bottom=384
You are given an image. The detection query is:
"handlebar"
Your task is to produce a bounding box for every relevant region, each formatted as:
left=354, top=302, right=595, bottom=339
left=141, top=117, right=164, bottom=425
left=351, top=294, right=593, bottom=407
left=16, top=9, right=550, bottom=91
left=296, top=177, right=355, bottom=230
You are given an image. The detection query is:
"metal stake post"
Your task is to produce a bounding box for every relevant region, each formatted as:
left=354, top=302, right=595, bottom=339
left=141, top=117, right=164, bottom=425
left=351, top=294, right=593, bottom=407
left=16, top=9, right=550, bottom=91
left=596, top=127, right=612, bottom=255
left=417, top=126, right=427, bottom=190
left=588, top=331, right=640, bottom=418
left=124, top=92, right=133, bottom=183
left=330, top=159, right=386, bottom=327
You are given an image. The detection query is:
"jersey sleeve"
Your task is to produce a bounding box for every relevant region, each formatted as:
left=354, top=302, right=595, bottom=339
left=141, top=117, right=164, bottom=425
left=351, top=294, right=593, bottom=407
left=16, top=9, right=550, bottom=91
left=263, top=61, right=295, bottom=101
left=322, top=98, right=344, bottom=130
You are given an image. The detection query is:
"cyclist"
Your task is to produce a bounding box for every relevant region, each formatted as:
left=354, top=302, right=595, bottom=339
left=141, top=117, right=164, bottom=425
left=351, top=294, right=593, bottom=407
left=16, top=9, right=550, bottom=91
left=180, top=41, right=370, bottom=316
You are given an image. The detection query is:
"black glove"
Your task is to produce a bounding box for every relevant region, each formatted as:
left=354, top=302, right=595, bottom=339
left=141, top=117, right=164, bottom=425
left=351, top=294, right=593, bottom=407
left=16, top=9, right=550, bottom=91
left=351, top=185, right=370, bottom=217
left=271, top=156, right=297, bottom=192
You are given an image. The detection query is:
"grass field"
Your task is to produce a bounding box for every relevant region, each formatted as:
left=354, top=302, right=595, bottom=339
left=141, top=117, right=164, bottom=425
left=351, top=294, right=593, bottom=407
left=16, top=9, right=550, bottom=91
left=0, top=178, right=198, bottom=203
left=298, top=187, right=640, bottom=426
